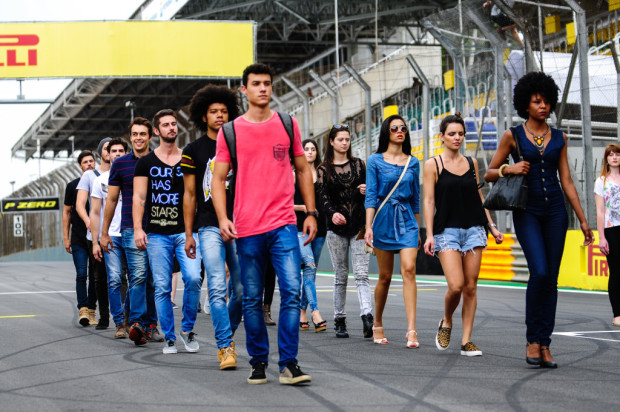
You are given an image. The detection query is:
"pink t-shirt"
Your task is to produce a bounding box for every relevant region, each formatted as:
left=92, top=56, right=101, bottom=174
left=215, top=112, right=304, bottom=237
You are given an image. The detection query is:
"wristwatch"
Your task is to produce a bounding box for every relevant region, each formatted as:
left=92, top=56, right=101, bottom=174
left=306, top=210, right=319, bottom=218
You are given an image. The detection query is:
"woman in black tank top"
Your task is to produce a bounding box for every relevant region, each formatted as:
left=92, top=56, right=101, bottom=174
left=423, top=114, right=503, bottom=357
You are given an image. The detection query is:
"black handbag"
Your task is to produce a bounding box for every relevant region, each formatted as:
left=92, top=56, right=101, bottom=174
left=482, top=127, right=528, bottom=211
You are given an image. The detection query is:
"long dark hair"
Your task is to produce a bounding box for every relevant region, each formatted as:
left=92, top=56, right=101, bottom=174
left=376, top=115, right=412, bottom=154
left=321, top=126, right=355, bottom=183
left=302, top=139, right=321, bottom=168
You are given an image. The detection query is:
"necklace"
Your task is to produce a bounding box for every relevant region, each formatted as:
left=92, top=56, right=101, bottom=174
left=523, top=122, right=550, bottom=154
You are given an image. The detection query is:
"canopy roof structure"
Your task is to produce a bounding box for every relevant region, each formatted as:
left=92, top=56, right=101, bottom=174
left=11, top=0, right=457, bottom=161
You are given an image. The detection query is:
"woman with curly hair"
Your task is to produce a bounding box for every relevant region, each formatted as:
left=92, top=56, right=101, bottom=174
left=484, top=72, right=593, bottom=368
left=595, top=143, right=620, bottom=327
left=364, top=115, right=421, bottom=347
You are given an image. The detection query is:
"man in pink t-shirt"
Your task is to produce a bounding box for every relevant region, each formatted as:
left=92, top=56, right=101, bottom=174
left=212, top=63, right=317, bottom=386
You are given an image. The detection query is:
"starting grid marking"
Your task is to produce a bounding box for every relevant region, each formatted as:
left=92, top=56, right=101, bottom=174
left=553, top=330, right=620, bottom=343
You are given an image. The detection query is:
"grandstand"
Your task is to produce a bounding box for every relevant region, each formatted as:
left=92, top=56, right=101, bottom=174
left=2, top=0, right=619, bottom=266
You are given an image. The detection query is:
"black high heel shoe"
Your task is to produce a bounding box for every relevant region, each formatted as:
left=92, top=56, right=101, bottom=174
left=526, top=342, right=541, bottom=366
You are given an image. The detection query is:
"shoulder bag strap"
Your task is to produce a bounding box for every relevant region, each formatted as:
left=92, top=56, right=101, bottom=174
left=510, top=126, right=523, bottom=161
left=372, top=155, right=412, bottom=227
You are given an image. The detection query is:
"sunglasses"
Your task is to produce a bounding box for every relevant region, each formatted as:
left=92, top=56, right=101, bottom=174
left=332, top=124, right=350, bottom=130
left=390, top=125, right=408, bottom=133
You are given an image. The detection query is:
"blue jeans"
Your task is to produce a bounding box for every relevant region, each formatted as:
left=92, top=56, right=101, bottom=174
left=236, top=224, right=301, bottom=369
left=298, top=233, right=319, bottom=312
left=121, top=229, right=157, bottom=327
left=301, top=236, right=325, bottom=311
left=104, top=236, right=128, bottom=325
left=72, top=240, right=96, bottom=310
left=198, top=226, right=243, bottom=349
left=513, top=204, right=568, bottom=346
left=147, top=232, right=202, bottom=341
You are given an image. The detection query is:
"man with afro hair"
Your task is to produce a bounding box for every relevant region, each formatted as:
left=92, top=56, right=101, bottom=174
left=181, top=85, right=243, bottom=370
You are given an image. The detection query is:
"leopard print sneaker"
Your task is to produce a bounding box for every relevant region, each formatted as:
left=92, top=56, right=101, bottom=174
left=460, top=341, right=483, bottom=357
left=435, top=318, right=451, bottom=351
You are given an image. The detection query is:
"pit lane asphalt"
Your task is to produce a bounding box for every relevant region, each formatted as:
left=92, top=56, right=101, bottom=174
left=1, top=261, right=619, bottom=411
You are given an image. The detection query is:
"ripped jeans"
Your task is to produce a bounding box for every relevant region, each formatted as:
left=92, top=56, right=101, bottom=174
left=298, top=232, right=319, bottom=312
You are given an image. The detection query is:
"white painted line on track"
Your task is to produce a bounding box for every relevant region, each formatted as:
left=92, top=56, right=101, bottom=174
left=0, top=277, right=606, bottom=296
left=318, top=272, right=607, bottom=295
left=554, top=330, right=620, bottom=343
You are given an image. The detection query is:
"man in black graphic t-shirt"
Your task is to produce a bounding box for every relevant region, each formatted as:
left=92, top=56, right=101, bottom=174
left=182, top=85, right=242, bottom=370
left=133, top=109, right=202, bottom=355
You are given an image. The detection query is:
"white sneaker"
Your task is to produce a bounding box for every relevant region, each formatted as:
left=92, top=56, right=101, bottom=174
left=163, top=340, right=177, bottom=354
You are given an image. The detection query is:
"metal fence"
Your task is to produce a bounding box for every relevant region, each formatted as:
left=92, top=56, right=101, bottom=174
left=0, top=163, right=81, bottom=258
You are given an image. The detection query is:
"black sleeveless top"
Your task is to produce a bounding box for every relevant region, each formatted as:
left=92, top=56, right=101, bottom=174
left=432, top=156, right=487, bottom=235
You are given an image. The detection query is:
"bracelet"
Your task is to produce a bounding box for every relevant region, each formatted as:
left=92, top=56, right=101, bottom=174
left=498, top=164, right=508, bottom=177
left=488, top=223, right=497, bottom=228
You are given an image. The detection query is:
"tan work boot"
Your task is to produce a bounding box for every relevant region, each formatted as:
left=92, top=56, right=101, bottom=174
left=263, top=304, right=276, bottom=326
left=217, top=344, right=237, bottom=370
left=88, top=309, right=97, bottom=325
left=114, top=324, right=127, bottom=339
left=78, top=307, right=90, bottom=327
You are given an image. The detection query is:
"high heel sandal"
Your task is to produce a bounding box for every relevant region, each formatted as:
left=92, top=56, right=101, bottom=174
left=372, top=326, right=388, bottom=344
left=313, top=320, right=327, bottom=333
left=299, top=321, right=309, bottom=330
left=406, top=330, right=419, bottom=348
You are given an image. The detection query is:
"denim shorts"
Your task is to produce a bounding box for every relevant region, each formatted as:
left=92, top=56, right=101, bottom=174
left=434, top=226, right=487, bottom=254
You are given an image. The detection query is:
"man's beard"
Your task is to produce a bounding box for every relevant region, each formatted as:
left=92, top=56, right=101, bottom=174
left=160, top=135, right=177, bottom=144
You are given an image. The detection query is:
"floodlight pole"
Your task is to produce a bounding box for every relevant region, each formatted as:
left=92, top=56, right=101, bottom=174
left=309, top=69, right=339, bottom=125
left=464, top=8, right=507, bottom=142
left=405, top=55, right=430, bottom=162
left=610, top=45, right=620, bottom=141
left=343, top=64, right=372, bottom=159
left=556, top=44, right=579, bottom=129
left=564, top=0, right=595, bottom=225
left=424, top=22, right=463, bottom=114
left=281, top=76, right=310, bottom=140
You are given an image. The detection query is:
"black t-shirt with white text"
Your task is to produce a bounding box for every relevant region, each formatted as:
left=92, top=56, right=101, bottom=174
left=134, top=151, right=184, bottom=235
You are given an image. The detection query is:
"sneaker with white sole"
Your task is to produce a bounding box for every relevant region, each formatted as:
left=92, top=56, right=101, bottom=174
left=163, top=340, right=177, bottom=354
left=279, top=362, right=311, bottom=385
left=460, top=341, right=483, bottom=357
left=435, top=318, right=451, bottom=351
left=247, top=361, right=267, bottom=384
left=179, top=331, right=199, bottom=352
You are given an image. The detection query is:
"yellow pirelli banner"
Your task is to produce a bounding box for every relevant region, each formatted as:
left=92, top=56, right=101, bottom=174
left=558, top=231, right=608, bottom=291
left=0, top=21, right=255, bottom=78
